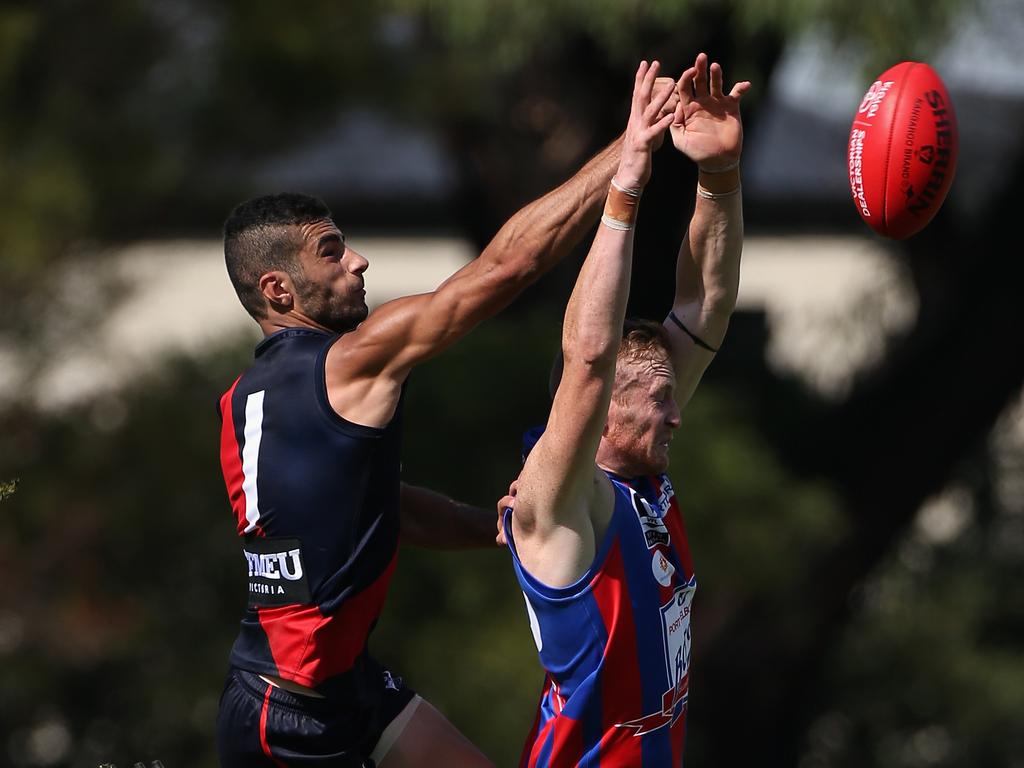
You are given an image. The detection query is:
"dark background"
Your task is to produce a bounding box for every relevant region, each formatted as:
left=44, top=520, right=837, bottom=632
left=2, top=1, right=1023, bottom=766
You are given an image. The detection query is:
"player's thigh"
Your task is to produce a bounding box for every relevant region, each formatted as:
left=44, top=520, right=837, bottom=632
left=376, top=697, right=493, bottom=768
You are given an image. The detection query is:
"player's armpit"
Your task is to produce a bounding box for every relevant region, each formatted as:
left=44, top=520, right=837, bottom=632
left=510, top=465, right=613, bottom=589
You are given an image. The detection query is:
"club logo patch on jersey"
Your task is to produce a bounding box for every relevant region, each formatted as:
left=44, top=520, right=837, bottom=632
left=630, top=490, right=670, bottom=549
left=652, top=550, right=676, bottom=586
left=616, top=575, right=696, bottom=736
left=243, top=536, right=312, bottom=607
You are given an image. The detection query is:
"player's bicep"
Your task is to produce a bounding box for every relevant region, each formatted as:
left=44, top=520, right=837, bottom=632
left=340, top=258, right=521, bottom=380
left=398, top=261, right=519, bottom=367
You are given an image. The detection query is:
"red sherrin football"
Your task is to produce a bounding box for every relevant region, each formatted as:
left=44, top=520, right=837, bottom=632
left=847, top=61, right=958, bottom=239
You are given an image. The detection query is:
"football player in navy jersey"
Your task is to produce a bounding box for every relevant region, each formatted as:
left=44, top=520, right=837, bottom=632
left=499, top=52, right=749, bottom=766
left=214, top=66, right=683, bottom=766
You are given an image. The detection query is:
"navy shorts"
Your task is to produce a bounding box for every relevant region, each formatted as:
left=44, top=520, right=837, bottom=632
left=216, top=665, right=416, bottom=767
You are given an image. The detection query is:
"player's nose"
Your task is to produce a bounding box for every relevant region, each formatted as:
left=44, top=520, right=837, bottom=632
left=346, top=247, right=369, bottom=275
left=666, top=401, right=681, bottom=428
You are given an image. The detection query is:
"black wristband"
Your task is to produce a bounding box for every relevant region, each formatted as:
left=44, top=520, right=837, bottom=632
left=668, top=311, right=718, bottom=353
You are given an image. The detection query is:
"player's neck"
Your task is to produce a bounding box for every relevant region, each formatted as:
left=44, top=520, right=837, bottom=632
left=258, top=312, right=333, bottom=337
left=596, top=458, right=637, bottom=481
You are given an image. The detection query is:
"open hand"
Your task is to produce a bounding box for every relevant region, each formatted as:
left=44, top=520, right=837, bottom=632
left=616, top=60, right=680, bottom=190
left=670, top=52, right=751, bottom=170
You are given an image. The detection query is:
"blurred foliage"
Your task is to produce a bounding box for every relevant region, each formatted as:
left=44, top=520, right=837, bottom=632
left=808, top=478, right=1024, bottom=767
left=0, top=345, right=249, bottom=766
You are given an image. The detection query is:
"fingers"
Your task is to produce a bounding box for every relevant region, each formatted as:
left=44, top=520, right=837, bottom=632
left=677, top=65, right=697, bottom=107
left=495, top=500, right=511, bottom=544
left=628, top=59, right=673, bottom=137
left=672, top=95, right=686, bottom=126
left=729, top=80, right=753, bottom=101
left=653, top=76, right=679, bottom=116
left=692, top=52, right=709, bottom=97
left=639, top=59, right=661, bottom=106
left=652, top=111, right=676, bottom=135
left=646, top=66, right=676, bottom=119
left=679, top=52, right=748, bottom=104
left=654, top=76, right=677, bottom=92
left=632, top=59, right=650, bottom=108
left=634, top=59, right=649, bottom=87
left=709, top=61, right=724, bottom=98
left=496, top=476, right=519, bottom=545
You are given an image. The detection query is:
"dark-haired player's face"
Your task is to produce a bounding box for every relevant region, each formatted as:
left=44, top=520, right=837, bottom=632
left=293, top=219, right=369, bottom=333
left=603, top=355, right=681, bottom=476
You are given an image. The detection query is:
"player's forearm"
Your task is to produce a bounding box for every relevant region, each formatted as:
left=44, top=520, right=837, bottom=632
left=563, top=214, right=635, bottom=370
left=673, top=168, right=743, bottom=345
left=399, top=482, right=498, bottom=549
left=481, top=135, right=623, bottom=284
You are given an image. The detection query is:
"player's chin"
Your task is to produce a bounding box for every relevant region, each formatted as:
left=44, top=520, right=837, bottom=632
left=325, top=306, right=368, bottom=334
left=644, top=446, right=671, bottom=475
left=345, top=300, right=369, bottom=324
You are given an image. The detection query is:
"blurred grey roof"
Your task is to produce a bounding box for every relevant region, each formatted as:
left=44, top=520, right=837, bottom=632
left=252, top=108, right=458, bottom=202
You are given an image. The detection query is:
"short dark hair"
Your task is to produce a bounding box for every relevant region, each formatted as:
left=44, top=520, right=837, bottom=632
left=548, top=318, right=673, bottom=398
left=223, top=193, right=333, bottom=320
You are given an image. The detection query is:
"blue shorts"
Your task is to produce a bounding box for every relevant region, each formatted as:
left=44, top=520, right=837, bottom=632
left=216, top=665, right=416, bottom=767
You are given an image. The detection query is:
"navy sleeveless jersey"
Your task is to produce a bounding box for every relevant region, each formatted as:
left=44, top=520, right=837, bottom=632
left=217, top=328, right=403, bottom=689
left=504, top=429, right=696, bottom=766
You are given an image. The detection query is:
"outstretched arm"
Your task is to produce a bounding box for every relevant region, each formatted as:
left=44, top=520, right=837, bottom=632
left=664, top=52, right=751, bottom=410
left=325, top=135, right=624, bottom=427
left=512, top=60, right=677, bottom=588
left=399, top=483, right=498, bottom=549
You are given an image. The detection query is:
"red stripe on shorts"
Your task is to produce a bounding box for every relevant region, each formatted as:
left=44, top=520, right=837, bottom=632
left=258, top=682, right=286, bottom=767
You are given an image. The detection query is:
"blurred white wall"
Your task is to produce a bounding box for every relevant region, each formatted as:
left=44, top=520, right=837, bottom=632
left=0, top=234, right=916, bottom=411
left=0, top=236, right=473, bottom=411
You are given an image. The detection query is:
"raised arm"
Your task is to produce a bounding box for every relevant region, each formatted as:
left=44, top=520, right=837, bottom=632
left=324, top=134, right=623, bottom=427
left=511, top=61, right=677, bottom=587
left=664, top=52, right=751, bottom=410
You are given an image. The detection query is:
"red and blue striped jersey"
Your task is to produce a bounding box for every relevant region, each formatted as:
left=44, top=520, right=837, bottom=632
left=504, top=435, right=696, bottom=766
left=217, top=328, right=404, bottom=691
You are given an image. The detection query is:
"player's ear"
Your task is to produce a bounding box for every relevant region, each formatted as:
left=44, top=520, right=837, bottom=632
left=259, top=270, right=294, bottom=310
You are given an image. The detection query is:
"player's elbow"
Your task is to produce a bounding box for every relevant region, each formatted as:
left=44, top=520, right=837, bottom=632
left=702, top=286, right=738, bottom=320
left=564, top=321, right=619, bottom=366
left=562, top=346, right=618, bottom=383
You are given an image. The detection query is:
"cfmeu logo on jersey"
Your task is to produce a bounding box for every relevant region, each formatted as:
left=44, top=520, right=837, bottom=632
left=243, top=536, right=312, bottom=607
